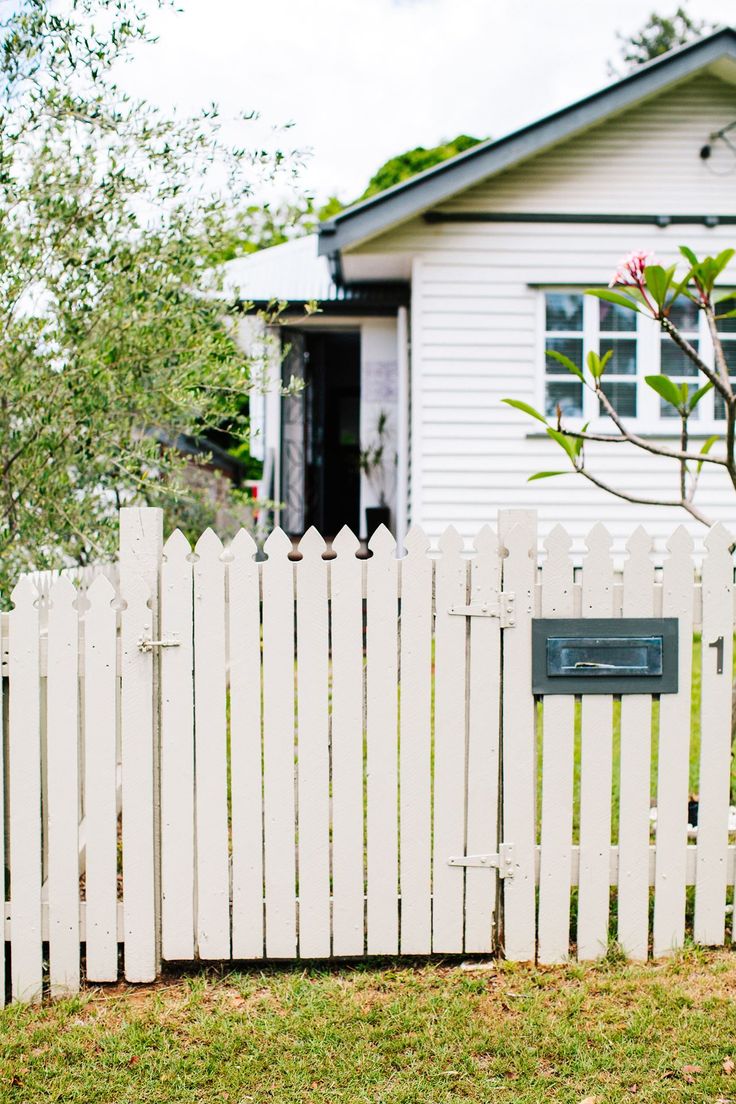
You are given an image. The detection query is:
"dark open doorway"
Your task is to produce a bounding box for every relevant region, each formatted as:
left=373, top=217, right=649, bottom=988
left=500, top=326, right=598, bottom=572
left=304, top=331, right=361, bottom=536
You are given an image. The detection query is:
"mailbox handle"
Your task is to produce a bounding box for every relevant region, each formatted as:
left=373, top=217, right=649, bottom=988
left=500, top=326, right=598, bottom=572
left=709, top=635, right=724, bottom=675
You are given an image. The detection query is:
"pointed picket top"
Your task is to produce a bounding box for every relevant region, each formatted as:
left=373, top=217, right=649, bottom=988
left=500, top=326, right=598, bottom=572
left=584, top=521, right=613, bottom=556
left=625, top=525, right=653, bottom=558
left=404, top=523, right=430, bottom=557
left=229, top=526, right=258, bottom=560
left=194, top=527, right=224, bottom=560
left=10, top=574, right=39, bottom=609
left=665, top=524, right=694, bottom=557
left=47, top=573, right=78, bottom=609
left=368, top=522, right=396, bottom=555
left=544, top=523, right=572, bottom=558
left=503, top=521, right=534, bottom=558
left=86, top=572, right=117, bottom=608
left=163, top=528, right=192, bottom=562
left=473, top=523, right=498, bottom=556
left=332, top=524, right=360, bottom=557
left=298, top=525, right=326, bottom=559
left=704, top=520, right=733, bottom=555
left=263, top=525, right=293, bottom=559
left=438, top=524, right=463, bottom=557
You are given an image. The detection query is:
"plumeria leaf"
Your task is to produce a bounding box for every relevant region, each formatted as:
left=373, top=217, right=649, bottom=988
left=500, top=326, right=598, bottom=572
left=679, top=245, right=699, bottom=267
left=644, top=264, right=669, bottom=308
left=645, top=374, right=685, bottom=409
left=527, top=470, right=568, bottom=481
left=587, top=348, right=613, bottom=379
left=545, top=348, right=584, bottom=381
left=688, top=381, right=713, bottom=410
left=546, top=427, right=578, bottom=464
left=697, top=434, right=721, bottom=473
left=715, top=307, right=736, bottom=320
left=586, top=289, right=641, bottom=313
left=501, top=398, right=548, bottom=425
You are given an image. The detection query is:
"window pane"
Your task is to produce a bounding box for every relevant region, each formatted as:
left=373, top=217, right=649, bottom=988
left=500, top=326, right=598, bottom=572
left=599, top=380, right=637, bottom=418
left=545, top=336, right=583, bottom=371
left=668, top=298, right=699, bottom=331
left=714, top=384, right=736, bottom=419
left=600, top=337, right=637, bottom=375
left=546, top=293, right=583, bottom=331
left=545, top=380, right=582, bottom=418
left=661, top=339, right=699, bottom=378
left=599, top=300, right=636, bottom=333
left=724, top=341, right=736, bottom=373
left=659, top=383, right=700, bottom=419
left=716, top=295, right=736, bottom=333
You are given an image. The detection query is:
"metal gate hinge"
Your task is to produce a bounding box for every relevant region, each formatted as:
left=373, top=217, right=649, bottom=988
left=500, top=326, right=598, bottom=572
left=447, top=843, right=515, bottom=878
left=448, top=592, right=515, bottom=628
left=137, top=637, right=181, bottom=653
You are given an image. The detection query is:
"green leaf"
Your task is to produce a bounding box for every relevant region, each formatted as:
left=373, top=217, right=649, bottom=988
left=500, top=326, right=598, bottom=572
left=688, top=381, right=713, bottom=411
left=527, top=471, right=568, bottom=481
left=645, top=374, right=685, bottom=409
left=587, top=348, right=613, bottom=379
left=697, top=434, right=721, bottom=473
left=546, top=427, right=578, bottom=464
left=679, top=245, right=699, bottom=267
left=586, top=288, right=641, bottom=313
left=545, top=348, right=584, bottom=382
left=644, top=264, right=668, bottom=308
left=501, top=398, right=548, bottom=425
left=715, top=308, right=736, bottom=321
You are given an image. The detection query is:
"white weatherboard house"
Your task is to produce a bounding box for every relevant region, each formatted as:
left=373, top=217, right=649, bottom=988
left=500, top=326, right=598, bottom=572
left=227, top=28, right=736, bottom=549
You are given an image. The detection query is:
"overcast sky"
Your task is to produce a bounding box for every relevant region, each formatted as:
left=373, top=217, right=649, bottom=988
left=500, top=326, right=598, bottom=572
left=123, top=0, right=736, bottom=203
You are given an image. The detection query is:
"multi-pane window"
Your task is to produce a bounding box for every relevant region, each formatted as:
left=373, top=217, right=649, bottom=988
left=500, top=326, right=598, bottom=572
left=544, top=292, right=584, bottom=418
left=659, top=298, right=700, bottom=419
left=598, top=300, right=638, bottom=418
left=714, top=295, right=736, bottom=419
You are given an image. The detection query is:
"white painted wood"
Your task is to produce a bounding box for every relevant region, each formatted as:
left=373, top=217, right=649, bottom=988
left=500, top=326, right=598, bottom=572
left=261, top=527, right=297, bottom=957
left=160, top=529, right=195, bottom=960
left=0, top=614, right=4, bottom=1006
left=398, top=525, right=433, bottom=953
left=46, top=577, right=80, bottom=995
left=432, top=526, right=468, bottom=953
left=464, top=524, right=502, bottom=954
left=330, top=526, right=365, bottom=956
left=537, top=524, right=575, bottom=963
left=653, top=526, right=694, bottom=956
left=120, top=570, right=157, bottom=982
left=617, top=527, right=654, bottom=960
left=694, top=522, right=734, bottom=945
left=8, top=577, right=43, bottom=1002
left=500, top=516, right=538, bottom=961
left=295, top=528, right=330, bottom=957
left=577, top=523, right=615, bottom=961
left=228, top=527, right=264, bottom=959
left=193, top=528, right=230, bottom=958
left=366, top=525, right=399, bottom=953
left=83, top=574, right=119, bottom=982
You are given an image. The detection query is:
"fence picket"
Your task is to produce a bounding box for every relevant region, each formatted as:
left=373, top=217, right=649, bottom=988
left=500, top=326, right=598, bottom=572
left=366, top=525, right=399, bottom=954
left=653, top=526, right=694, bottom=956
left=0, top=628, right=4, bottom=1006
left=577, top=523, right=615, bottom=961
left=262, top=527, right=297, bottom=957
left=537, top=524, right=575, bottom=964
left=229, top=528, right=264, bottom=959
left=694, top=522, right=734, bottom=946
left=160, top=530, right=195, bottom=960
left=617, top=527, right=654, bottom=960
left=464, top=525, right=502, bottom=954
left=500, top=519, right=537, bottom=960
left=46, top=577, right=80, bottom=996
left=193, top=529, right=230, bottom=958
left=330, top=526, right=365, bottom=956
left=399, top=525, right=433, bottom=953
left=8, top=577, right=43, bottom=1002
left=83, top=575, right=119, bottom=982
left=296, top=528, right=331, bottom=957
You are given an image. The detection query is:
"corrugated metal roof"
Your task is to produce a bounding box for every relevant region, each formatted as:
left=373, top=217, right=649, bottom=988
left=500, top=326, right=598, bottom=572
left=222, top=233, right=407, bottom=308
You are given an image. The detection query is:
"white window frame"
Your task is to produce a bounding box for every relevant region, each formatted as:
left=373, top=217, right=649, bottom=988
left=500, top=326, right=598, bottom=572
left=537, top=287, right=734, bottom=434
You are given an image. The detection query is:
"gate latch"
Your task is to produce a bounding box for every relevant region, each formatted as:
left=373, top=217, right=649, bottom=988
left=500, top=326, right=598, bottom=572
left=448, top=592, right=515, bottom=628
left=447, top=842, right=515, bottom=878
left=138, top=637, right=181, bottom=653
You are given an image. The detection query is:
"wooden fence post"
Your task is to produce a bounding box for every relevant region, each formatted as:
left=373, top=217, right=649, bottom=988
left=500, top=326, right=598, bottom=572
left=119, top=506, right=163, bottom=981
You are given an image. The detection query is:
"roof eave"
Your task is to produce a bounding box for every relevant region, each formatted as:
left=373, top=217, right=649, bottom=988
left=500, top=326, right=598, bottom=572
left=318, top=28, right=736, bottom=258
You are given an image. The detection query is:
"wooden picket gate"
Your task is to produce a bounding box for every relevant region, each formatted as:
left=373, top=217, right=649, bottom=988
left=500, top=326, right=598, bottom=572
left=1, top=506, right=735, bottom=1002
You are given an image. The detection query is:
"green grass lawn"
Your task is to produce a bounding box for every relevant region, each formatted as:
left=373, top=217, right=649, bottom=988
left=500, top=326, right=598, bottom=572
left=2, top=951, right=736, bottom=1103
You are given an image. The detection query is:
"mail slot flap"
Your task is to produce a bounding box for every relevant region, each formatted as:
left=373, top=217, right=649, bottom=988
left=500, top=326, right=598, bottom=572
left=547, top=635, right=663, bottom=678
left=532, top=618, right=678, bottom=695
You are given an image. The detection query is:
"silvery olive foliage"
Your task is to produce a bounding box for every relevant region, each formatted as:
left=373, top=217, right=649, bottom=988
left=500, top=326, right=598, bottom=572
left=0, top=0, right=299, bottom=595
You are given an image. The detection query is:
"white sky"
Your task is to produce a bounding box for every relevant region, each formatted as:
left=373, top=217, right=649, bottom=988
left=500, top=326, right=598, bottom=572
left=122, top=0, right=736, bottom=203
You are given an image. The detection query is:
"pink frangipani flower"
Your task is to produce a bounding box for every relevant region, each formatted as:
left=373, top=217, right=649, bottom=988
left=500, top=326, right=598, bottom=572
left=609, top=249, right=656, bottom=289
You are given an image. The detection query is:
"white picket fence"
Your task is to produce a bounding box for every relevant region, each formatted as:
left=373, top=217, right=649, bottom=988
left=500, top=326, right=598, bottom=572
left=0, top=506, right=734, bottom=1003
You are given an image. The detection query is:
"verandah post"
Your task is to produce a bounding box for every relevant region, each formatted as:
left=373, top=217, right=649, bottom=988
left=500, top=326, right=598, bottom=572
left=119, top=506, right=164, bottom=981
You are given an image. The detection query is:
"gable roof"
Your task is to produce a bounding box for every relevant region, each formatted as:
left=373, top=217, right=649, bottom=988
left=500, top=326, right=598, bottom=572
left=318, top=26, right=736, bottom=260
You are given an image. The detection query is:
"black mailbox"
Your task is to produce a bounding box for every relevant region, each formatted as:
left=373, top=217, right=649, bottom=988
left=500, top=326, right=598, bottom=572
left=532, top=618, right=678, bottom=695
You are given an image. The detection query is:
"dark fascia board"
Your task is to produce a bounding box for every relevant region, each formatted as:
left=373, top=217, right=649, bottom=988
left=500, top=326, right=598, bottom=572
left=318, top=26, right=736, bottom=258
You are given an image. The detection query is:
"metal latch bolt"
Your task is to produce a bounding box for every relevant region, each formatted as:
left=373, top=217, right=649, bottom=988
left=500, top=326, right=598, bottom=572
left=447, top=842, right=515, bottom=878
left=138, top=637, right=181, bottom=653
left=448, top=592, right=515, bottom=628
